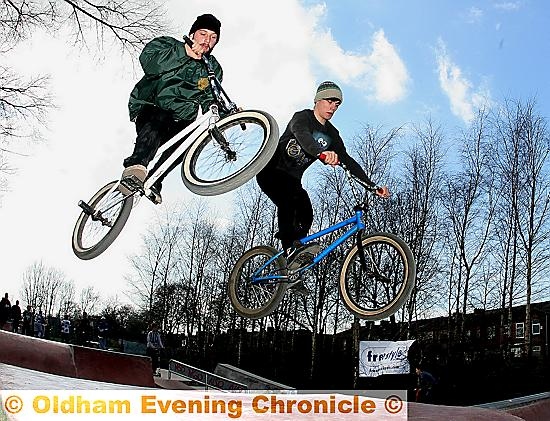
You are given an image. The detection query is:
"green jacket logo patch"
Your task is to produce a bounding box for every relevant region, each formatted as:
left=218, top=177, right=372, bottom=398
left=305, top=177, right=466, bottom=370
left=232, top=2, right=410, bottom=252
left=197, top=77, right=209, bottom=90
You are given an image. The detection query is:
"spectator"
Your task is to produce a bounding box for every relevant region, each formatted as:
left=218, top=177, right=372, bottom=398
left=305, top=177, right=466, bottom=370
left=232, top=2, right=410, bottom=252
left=0, top=293, right=11, bottom=329
left=415, top=365, right=438, bottom=403
left=60, top=314, right=71, bottom=343
left=77, top=311, right=91, bottom=345
left=97, top=317, right=109, bottom=350
left=146, top=322, right=164, bottom=376
left=10, top=300, right=21, bottom=333
left=34, top=311, right=45, bottom=338
left=21, top=305, right=33, bottom=336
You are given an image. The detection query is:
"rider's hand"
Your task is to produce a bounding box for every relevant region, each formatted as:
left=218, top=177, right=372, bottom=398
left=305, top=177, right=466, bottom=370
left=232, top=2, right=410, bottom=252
left=375, top=185, right=390, bottom=198
left=192, top=41, right=207, bottom=58
left=319, top=151, right=339, bottom=167
left=186, top=39, right=208, bottom=59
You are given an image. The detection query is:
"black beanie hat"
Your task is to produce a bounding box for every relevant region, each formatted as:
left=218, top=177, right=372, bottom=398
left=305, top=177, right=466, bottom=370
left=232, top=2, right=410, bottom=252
left=189, top=14, right=221, bottom=41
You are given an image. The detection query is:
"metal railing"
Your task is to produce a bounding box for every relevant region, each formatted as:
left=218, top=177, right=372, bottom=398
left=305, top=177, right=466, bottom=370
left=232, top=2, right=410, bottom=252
left=167, top=359, right=248, bottom=392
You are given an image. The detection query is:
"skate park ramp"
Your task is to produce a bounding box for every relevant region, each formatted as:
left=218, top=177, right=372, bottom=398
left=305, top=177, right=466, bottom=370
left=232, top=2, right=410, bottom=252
left=0, top=330, right=155, bottom=387
left=0, top=362, right=150, bottom=389
left=2, top=330, right=550, bottom=419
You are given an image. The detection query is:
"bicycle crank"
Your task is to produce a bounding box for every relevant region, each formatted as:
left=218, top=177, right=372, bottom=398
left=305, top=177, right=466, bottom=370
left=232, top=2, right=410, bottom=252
left=78, top=201, right=113, bottom=227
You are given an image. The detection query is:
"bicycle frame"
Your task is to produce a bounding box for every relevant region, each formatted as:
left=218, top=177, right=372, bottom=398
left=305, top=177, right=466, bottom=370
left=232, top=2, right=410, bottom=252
left=251, top=208, right=366, bottom=284
left=142, top=106, right=220, bottom=191
left=91, top=106, right=221, bottom=215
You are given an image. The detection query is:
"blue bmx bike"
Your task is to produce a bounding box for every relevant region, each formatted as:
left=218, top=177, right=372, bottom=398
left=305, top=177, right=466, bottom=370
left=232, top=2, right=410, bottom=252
left=228, top=164, right=416, bottom=320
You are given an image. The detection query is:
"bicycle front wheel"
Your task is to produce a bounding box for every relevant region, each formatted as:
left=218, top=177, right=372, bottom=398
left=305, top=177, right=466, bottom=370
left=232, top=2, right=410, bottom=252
left=182, top=110, right=278, bottom=196
left=228, top=245, right=288, bottom=319
left=72, top=181, right=134, bottom=260
left=339, top=232, right=416, bottom=320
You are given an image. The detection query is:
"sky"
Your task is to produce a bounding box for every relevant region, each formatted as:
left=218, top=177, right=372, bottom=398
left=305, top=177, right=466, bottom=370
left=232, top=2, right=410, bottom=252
left=1, top=0, right=549, bottom=308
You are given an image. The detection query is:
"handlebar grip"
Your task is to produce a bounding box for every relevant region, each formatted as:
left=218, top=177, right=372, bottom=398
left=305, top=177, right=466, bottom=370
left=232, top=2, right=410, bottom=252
left=183, top=34, right=212, bottom=67
left=318, top=152, right=340, bottom=166
left=183, top=35, right=194, bottom=47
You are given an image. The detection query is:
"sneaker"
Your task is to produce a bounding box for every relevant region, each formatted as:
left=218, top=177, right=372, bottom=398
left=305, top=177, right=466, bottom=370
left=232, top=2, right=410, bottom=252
left=148, top=184, right=162, bottom=205
left=119, top=164, right=147, bottom=195
left=288, top=279, right=310, bottom=296
left=122, top=164, right=147, bottom=181
left=286, top=242, right=320, bottom=272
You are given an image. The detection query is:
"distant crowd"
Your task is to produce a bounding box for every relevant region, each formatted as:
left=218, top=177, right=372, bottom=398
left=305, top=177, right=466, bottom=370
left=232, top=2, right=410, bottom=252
left=0, top=292, right=110, bottom=349
left=2, top=291, right=165, bottom=376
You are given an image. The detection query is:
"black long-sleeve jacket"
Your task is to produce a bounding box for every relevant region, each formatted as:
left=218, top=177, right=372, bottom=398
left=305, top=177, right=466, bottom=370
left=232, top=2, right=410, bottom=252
left=264, top=109, right=375, bottom=186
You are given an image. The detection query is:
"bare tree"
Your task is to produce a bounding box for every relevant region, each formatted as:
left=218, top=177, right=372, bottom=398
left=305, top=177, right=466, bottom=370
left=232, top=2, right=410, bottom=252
left=79, top=285, right=100, bottom=315
left=57, top=279, right=77, bottom=317
left=174, top=201, right=221, bottom=350
left=0, top=0, right=166, bottom=189
left=493, top=98, right=550, bottom=355
left=441, top=107, right=495, bottom=339
left=20, top=260, right=66, bottom=314
left=1, top=1, right=166, bottom=52
left=126, top=205, right=185, bottom=326
left=21, top=260, right=48, bottom=311
left=399, top=118, right=446, bottom=323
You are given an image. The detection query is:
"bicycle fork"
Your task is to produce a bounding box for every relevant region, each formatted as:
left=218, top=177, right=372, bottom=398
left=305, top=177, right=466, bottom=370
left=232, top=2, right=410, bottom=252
left=209, top=126, right=237, bottom=162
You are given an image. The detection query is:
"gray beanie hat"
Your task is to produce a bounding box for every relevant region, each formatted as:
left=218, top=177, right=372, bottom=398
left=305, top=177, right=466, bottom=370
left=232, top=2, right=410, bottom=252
left=314, top=81, right=343, bottom=103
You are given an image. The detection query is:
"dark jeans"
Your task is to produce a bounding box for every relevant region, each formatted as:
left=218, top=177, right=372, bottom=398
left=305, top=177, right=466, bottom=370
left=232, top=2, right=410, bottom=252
left=124, top=105, right=191, bottom=188
left=256, top=168, right=313, bottom=251
left=147, top=347, right=161, bottom=371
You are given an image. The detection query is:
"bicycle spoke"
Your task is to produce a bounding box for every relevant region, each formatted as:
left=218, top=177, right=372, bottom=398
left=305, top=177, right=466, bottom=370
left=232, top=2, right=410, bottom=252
left=346, top=240, right=407, bottom=313
left=228, top=246, right=287, bottom=319
left=237, top=255, right=279, bottom=309
left=192, top=119, right=265, bottom=182
left=80, top=190, right=125, bottom=248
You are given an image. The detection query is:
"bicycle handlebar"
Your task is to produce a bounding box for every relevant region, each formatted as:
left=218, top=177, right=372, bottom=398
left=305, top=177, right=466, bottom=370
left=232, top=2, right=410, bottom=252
left=318, top=152, right=384, bottom=195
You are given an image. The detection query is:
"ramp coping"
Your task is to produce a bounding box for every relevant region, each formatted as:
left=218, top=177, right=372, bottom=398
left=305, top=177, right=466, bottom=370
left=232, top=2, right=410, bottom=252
left=475, top=391, right=550, bottom=410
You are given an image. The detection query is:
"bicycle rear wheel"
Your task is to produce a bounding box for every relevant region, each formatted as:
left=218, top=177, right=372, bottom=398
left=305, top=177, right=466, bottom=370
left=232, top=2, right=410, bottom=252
left=181, top=110, right=278, bottom=196
left=228, top=245, right=287, bottom=319
left=339, top=232, right=415, bottom=320
left=72, top=181, right=134, bottom=260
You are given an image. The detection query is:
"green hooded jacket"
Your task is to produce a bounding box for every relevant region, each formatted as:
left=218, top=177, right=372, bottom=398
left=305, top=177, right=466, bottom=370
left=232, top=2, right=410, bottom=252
left=128, top=36, right=223, bottom=122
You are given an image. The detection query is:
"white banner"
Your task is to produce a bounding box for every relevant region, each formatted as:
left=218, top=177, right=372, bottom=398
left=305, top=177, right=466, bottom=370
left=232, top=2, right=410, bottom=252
left=359, top=340, right=415, bottom=377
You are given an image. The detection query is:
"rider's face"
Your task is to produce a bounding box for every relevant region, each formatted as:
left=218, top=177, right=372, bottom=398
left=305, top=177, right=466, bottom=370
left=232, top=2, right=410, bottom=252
left=192, top=29, right=218, bottom=54
left=314, top=98, right=341, bottom=123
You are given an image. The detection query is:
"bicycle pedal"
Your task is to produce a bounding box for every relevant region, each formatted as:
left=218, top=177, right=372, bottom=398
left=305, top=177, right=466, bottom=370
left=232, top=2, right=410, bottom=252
left=78, top=200, right=94, bottom=216
left=120, top=175, right=144, bottom=193
left=288, top=279, right=310, bottom=296
left=287, top=252, right=315, bottom=272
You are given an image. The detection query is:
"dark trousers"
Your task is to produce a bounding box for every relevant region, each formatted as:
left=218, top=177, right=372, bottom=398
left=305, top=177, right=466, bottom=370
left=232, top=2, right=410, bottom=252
left=147, top=347, right=160, bottom=371
left=256, top=168, right=313, bottom=251
left=124, top=106, right=191, bottom=187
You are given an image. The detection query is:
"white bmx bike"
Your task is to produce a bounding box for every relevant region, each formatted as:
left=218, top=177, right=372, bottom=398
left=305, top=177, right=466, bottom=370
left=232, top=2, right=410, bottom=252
left=72, top=36, right=279, bottom=260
